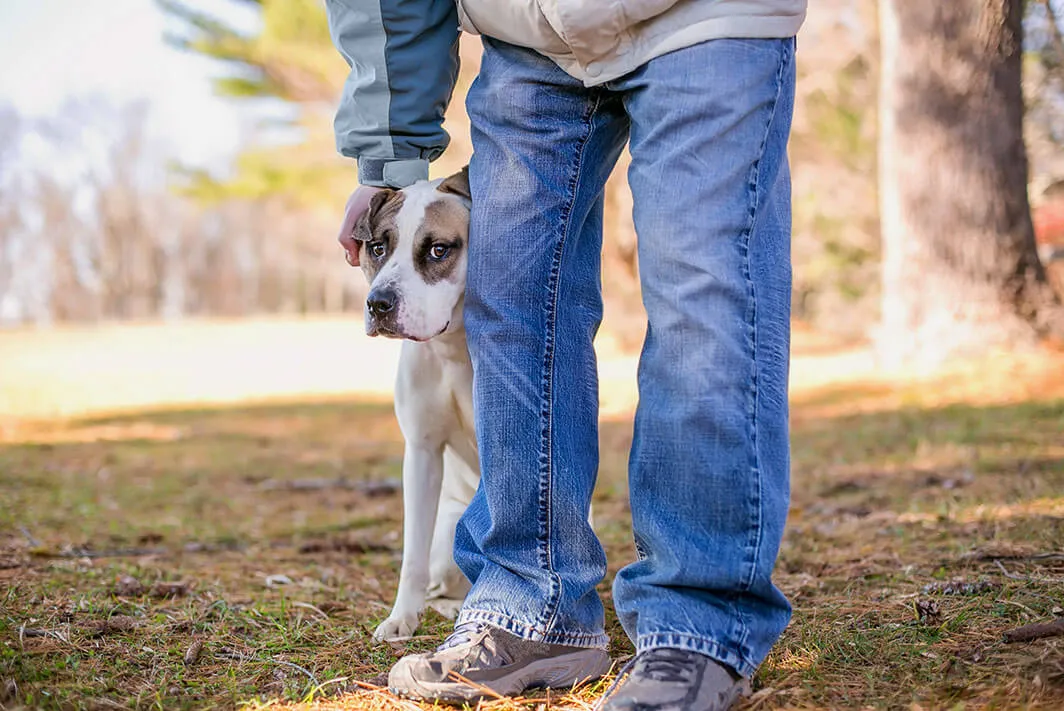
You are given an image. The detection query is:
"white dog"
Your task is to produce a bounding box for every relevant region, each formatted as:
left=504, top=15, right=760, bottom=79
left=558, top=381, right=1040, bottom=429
left=353, top=168, right=479, bottom=642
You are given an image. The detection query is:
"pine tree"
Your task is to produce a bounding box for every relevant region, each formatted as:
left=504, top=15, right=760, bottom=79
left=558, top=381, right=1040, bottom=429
left=158, top=0, right=353, bottom=207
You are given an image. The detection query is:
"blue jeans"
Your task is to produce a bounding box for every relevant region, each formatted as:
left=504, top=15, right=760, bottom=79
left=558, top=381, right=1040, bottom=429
left=454, top=36, right=796, bottom=678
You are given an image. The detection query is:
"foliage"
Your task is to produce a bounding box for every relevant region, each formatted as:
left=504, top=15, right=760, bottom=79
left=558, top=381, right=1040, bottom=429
left=158, top=0, right=352, bottom=208
left=158, top=0, right=1063, bottom=338
left=0, top=100, right=361, bottom=326
left=159, top=0, right=341, bottom=104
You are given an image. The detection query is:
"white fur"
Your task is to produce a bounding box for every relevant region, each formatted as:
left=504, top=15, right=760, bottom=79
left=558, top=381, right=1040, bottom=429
left=366, top=179, right=468, bottom=342
left=368, top=179, right=479, bottom=642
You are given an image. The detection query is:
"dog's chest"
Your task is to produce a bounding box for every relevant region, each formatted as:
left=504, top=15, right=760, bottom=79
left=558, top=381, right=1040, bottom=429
left=394, top=336, right=475, bottom=449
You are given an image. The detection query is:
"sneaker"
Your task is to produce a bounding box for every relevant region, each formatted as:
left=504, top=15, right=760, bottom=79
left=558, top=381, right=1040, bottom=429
left=388, top=620, right=612, bottom=703
left=598, top=648, right=746, bottom=711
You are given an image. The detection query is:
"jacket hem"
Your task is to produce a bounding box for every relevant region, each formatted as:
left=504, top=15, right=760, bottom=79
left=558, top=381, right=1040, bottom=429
left=548, top=14, right=805, bottom=86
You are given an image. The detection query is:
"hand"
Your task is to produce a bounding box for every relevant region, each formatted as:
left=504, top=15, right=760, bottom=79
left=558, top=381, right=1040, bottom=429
left=337, top=185, right=385, bottom=267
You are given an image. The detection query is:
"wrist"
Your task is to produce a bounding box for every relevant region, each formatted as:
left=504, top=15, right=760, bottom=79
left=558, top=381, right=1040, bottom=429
left=357, top=157, right=430, bottom=188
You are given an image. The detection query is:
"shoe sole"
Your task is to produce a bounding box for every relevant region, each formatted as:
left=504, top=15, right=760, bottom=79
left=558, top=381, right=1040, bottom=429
left=390, top=647, right=611, bottom=704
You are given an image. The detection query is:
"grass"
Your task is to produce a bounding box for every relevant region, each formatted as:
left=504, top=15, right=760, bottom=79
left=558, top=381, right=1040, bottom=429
left=2, top=324, right=1064, bottom=709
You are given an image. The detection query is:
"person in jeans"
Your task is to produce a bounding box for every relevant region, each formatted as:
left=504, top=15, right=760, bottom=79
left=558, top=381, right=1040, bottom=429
left=326, top=1, right=805, bottom=708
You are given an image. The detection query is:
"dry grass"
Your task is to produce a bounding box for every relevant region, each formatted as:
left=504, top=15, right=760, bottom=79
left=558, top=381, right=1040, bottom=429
left=2, top=319, right=1064, bottom=709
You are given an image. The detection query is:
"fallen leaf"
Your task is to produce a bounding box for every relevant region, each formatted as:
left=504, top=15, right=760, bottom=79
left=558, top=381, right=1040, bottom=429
left=265, top=574, right=293, bottom=588
left=114, top=576, right=145, bottom=596
left=150, top=581, right=189, bottom=598
left=85, top=615, right=139, bottom=636
left=915, top=599, right=941, bottom=623
left=184, top=638, right=203, bottom=666
left=922, top=580, right=998, bottom=596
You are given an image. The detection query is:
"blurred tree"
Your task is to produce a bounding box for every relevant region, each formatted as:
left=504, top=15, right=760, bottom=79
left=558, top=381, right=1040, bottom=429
left=158, top=0, right=353, bottom=207
left=878, top=0, right=1064, bottom=367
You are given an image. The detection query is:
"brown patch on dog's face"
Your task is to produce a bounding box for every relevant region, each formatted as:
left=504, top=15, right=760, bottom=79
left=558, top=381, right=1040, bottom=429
left=356, top=190, right=405, bottom=282
left=355, top=176, right=470, bottom=341
left=414, top=200, right=469, bottom=285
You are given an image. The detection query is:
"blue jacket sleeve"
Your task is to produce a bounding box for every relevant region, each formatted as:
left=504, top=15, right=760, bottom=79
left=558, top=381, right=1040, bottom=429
left=325, top=0, right=460, bottom=188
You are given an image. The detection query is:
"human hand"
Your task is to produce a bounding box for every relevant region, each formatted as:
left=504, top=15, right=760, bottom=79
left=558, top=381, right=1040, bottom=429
left=337, top=185, right=385, bottom=267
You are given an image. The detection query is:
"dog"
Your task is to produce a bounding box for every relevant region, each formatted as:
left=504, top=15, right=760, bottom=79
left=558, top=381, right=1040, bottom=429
left=352, top=167, right=478, bottom=642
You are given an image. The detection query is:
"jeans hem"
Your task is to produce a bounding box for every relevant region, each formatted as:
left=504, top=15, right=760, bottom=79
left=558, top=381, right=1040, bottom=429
left=458, top=608, right=609, bottom=649
left=637, top=632, right=755, bottom=678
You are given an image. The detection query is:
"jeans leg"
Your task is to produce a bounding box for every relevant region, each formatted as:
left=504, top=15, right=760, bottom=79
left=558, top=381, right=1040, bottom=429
left=610, top=38, right=797, bottom=676
left=454, top=38, right=629, bottom=647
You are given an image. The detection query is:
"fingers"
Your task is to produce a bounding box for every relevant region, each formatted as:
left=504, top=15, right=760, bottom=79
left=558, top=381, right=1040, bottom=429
left=337, top=185, right=385, bottom=267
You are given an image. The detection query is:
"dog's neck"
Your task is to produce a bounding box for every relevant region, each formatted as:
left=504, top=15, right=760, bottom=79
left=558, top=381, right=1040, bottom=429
left=418, top=321, right=469, bottom=363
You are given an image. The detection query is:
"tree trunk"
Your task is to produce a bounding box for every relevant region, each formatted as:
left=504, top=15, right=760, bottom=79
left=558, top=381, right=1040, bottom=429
left=878, top=0, right=1064, bottom=368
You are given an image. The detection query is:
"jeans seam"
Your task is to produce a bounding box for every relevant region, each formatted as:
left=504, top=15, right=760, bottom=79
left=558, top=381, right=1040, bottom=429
left=535, top=90, right=602, bottom=635
left=637, top=632, right=755, bottom=678
left=459, top=608, right=609, bottom=649
left=734, top=41, right=791, bottom=658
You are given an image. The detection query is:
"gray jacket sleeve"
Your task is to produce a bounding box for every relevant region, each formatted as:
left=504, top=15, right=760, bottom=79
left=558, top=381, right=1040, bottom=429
left=325, top=0, right=460, bottom=188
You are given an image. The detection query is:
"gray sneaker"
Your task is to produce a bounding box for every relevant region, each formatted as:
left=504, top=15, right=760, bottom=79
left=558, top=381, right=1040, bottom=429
left=598, top=648, right=746, bottom=711
left=387, top=620, right=612, bottom=703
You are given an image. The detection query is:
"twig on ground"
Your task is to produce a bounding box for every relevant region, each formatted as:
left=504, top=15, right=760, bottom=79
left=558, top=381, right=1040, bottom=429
left=304, top=676, right=350, bottom=701
left=969, top=550, right=1064, bottom=563
left=343, top=682, right=423, bottom=710
left=32, top=547, right=168, bottom=559
left=213, top=648, right=321, bottom=693
left=259, top=477, right=401, bottom=497
left=33, top=541, right=244, bottom=560
left=994, top=560, right=1064, bottom=584
left=18, top=627, right=53, bottom=639
left=270, top=658, right=320, bottom=689
left=1003, top=618, right=1064, bottom=643
left=291, top=601, right=330, bottom=620
left=446, top=670, right=505, bottom=700
left=18, top=526, right=41, bottom=548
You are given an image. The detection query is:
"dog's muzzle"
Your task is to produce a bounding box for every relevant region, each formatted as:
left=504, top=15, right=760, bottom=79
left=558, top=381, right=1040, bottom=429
left=367, top=287, right=397, bottom=318
left=365, top=286, right=400, bottom=337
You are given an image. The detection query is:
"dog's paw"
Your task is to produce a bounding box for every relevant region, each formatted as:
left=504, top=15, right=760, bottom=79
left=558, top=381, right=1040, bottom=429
left=373, top=614, right=418, bottom=642
left=426, top=597, right=464, bottom=620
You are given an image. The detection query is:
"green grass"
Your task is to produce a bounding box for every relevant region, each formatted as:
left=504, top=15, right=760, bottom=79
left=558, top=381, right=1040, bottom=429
left=2, top=396, right=1063, bottom=709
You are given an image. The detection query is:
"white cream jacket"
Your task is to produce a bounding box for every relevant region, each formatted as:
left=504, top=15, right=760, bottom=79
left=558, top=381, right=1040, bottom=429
left=458, top=0, right=805, bottom=84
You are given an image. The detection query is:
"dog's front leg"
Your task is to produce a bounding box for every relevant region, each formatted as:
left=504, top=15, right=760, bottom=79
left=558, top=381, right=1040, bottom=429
left=373, top=441, right=444, bottom=642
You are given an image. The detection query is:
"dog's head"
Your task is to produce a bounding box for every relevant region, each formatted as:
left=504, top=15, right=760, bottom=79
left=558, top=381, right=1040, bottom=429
left=353, top=167, right=471, bottom=341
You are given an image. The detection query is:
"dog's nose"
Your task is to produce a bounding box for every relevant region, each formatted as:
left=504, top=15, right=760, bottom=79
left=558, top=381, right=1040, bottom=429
left=367, top=288, right=397, bottom=316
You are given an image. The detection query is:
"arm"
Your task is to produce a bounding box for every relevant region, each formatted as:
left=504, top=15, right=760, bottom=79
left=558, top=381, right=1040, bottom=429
left=325, top=0, right=460, bottom=188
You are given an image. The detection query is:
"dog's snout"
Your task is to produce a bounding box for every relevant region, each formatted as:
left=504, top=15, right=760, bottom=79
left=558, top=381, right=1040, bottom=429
left=367, top=288, right=397, bottom=316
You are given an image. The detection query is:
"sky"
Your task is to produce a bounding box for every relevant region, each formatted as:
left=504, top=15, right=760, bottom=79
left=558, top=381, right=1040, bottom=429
left=0, top=0, right=257, bottom=169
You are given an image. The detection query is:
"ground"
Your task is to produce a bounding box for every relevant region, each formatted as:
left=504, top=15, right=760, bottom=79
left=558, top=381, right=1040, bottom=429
left=1, top=318, right=1063, bottom=710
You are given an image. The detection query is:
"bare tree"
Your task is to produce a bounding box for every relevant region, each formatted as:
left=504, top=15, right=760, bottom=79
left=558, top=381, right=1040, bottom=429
left=0, top=99, right=366, bottom=327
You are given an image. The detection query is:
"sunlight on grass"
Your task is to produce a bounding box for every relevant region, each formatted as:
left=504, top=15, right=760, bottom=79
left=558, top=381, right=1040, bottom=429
left=3, top=321, right=1064, bottom=709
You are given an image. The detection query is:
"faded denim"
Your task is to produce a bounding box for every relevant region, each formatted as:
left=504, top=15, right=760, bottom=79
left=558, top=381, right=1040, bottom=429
left=453, top=36, right=796, bottom=678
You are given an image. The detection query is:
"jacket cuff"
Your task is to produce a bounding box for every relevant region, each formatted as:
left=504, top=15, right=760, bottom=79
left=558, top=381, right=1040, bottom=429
left=357, top=158, right=430, bottom=188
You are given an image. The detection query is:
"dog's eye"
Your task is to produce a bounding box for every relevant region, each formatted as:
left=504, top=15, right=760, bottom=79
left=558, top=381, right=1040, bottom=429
left=429, top=244, right=452, bottom=261
left=368, top=241, right=387, bottom=259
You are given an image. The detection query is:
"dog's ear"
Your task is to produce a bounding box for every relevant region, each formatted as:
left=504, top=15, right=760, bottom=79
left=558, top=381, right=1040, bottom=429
left=438, top=166, right=470, bottom=201
left=354, top=188, right=395, bottom=243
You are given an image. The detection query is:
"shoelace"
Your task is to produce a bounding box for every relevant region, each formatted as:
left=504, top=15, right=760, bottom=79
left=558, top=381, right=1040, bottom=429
left=436, top=620, right=488, bottom=652
left=632, top=648, right=703, bottom=684
left=598, top=648, right=704, bottom=705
